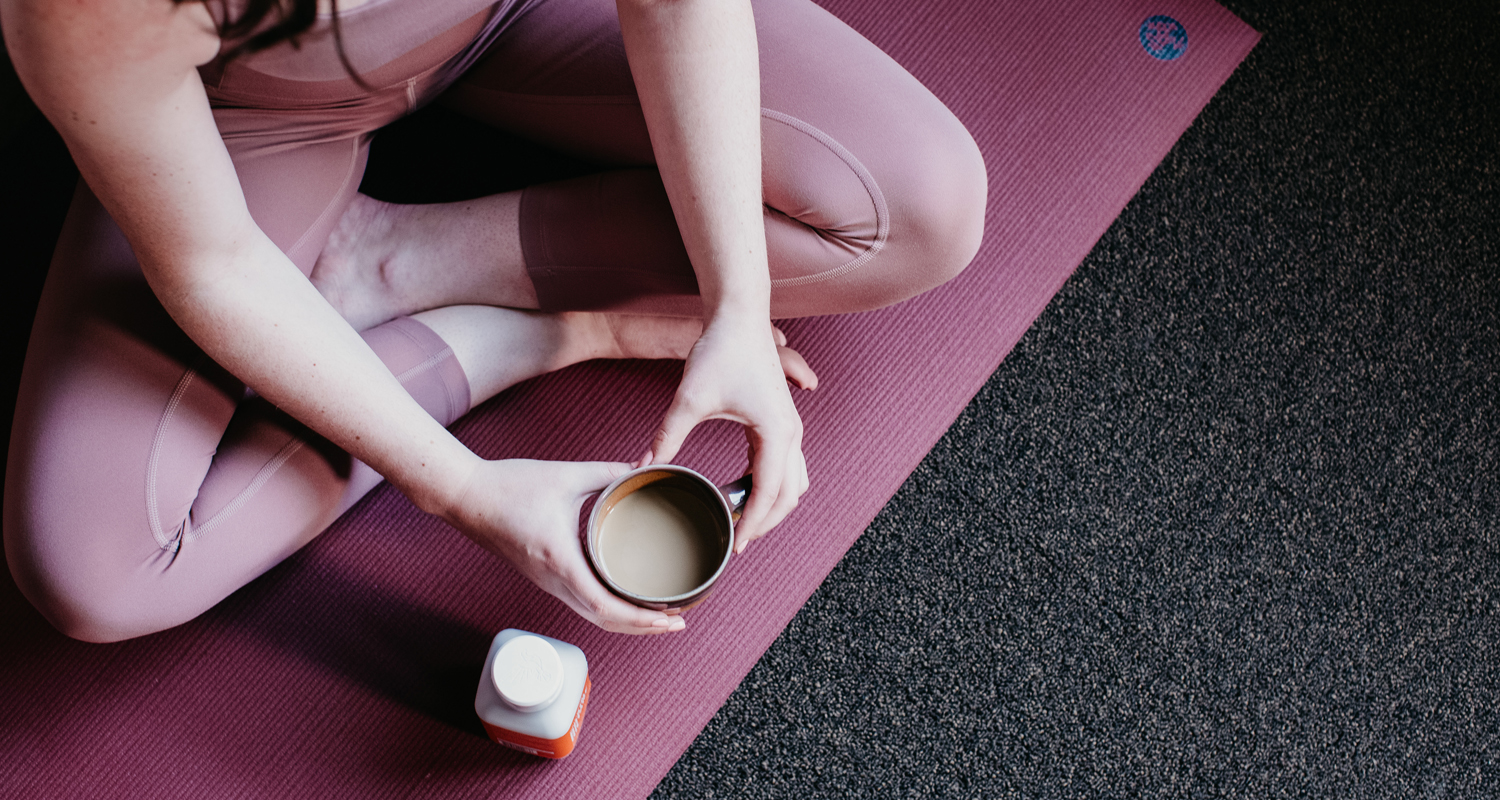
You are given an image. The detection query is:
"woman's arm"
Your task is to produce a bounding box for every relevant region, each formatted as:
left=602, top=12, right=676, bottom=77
left=3, top=0, right=477, bottom=512
left=3, top=0, right=677, bottom=633
left=616, top=0, right=811, bottom=551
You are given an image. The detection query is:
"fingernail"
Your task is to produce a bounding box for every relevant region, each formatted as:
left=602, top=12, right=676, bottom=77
left=652, top=617, right=672, bottom=628
left=668, top=618, right=686, bottom=632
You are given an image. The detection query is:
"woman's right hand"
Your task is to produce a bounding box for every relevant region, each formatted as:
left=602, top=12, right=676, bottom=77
left=443, top=458, right=686, bottom=635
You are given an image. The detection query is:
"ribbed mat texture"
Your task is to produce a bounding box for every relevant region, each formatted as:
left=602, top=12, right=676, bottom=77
left=0, top=0, right=1256, bottom=797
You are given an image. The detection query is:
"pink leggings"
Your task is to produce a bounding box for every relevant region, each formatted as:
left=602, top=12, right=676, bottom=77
left=3, top=0, right=985, bottom=642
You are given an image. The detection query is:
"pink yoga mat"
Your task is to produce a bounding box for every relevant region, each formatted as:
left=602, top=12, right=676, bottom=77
left=0, top=0, right=1256, bottom=797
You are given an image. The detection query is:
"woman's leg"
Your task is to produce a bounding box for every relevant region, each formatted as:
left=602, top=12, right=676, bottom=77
left=315, top=0, right=987, bottom=320
left=3, top=145, right=700, bottom=643
left=0, top=158, right=467, bottom=641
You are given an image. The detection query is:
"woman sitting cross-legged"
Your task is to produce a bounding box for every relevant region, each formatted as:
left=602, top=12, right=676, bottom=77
left=0, top=0, right=986, bottom=642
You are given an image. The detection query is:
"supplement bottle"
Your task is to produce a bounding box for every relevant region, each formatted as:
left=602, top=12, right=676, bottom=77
left=474, top=629, right=591, bottom=758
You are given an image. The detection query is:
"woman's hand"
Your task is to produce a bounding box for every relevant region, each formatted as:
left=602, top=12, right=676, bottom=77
left=639, top=315, right=817, bottom=553
left=445, top=459, right=686, bottom=634
left=619, top=0, right=816, bottom=548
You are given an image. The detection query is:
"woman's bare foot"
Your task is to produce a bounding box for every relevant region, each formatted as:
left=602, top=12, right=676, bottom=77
left=311, top=194, right=404, bottom=329
left=312, top=192, right=535, bottom=330
left=567, top=312, right=702, bottom=362
left=573, top=314, right=815, bottom=389
left=411, top=305, right=813, bottom=408
left=315, top=194, right=817, bottom=401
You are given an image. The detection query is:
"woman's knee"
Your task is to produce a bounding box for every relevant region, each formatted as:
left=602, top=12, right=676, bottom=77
left=763, top=106, right=987, bottom=316
left=17, top=580, right=183, bottom=645
left=4, top=514, right=183, bottom=644
left=878, top=113, right=988, bottom=298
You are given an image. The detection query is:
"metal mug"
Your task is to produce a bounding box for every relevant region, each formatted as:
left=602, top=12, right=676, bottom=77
left=584, top=465, right=751, bottom=613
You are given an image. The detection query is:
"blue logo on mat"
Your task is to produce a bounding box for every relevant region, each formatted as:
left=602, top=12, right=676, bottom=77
left=1140, top=15, right=1188, bottom=60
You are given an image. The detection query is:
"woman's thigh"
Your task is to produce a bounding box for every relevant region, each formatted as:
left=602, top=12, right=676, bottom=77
left=3, top=135, right=466, bottom=642
left=441, top=0, right=986, bottom=317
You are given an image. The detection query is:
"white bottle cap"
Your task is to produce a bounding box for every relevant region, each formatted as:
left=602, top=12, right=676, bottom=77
left=491, top=634, right=564, bottom=711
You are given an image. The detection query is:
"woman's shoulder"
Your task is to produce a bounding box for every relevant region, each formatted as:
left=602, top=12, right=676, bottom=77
left=2, top=0, right=220, bottom=142
left=2, top=0, right=221, bottom=87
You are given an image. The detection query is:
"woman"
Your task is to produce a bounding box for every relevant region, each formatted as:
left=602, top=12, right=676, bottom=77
left=1, top=0, right=985, bottom=643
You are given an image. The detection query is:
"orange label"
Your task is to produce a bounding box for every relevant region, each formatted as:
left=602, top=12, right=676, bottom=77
left=483, top=675, right=591, bottom=759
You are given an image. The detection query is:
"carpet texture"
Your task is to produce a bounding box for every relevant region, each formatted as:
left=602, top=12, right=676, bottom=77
left=650, top=1, right=1499, bottom=798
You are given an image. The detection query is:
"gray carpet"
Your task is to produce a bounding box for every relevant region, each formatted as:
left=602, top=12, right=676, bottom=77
left=2, top=0, right=1495, bottom=797
left=651, top=1, right=1499, bottom=797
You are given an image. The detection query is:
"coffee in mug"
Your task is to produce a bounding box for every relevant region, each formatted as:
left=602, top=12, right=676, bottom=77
left=585, top=466, right=750, bottom=612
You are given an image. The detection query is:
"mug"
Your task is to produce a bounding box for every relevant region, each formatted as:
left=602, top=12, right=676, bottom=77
left=584, top=465, right=751, bottom=613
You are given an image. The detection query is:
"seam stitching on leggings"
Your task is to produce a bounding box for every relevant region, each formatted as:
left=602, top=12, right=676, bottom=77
left=760, top=109, right=891, bottom=288
left=389, top=318, right=461, bottom=419
left=187, top=438, right=306, bottom=542
left=396, top=345, right=460, bottom=423
left=146, top=369, right=198, bottom=550
left=285, top=138, right=362, bottom=260
left=178, top=347, right=452, bottom=544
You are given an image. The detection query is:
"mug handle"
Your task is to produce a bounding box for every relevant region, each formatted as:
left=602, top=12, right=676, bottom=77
left=719, top=475, right=753, bottom=523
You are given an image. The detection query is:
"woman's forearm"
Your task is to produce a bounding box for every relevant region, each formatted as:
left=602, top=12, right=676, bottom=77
left=153, top=229, right=481, bottom=516
left=616, top=0, right=768, bottom=323
left=7, top=0, right=478, bottom=518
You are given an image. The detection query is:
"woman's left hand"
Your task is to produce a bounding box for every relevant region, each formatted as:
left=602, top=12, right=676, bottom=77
left=638, top=315, right=817, bottom=552
left=619, top=0, right=813, bottom=550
